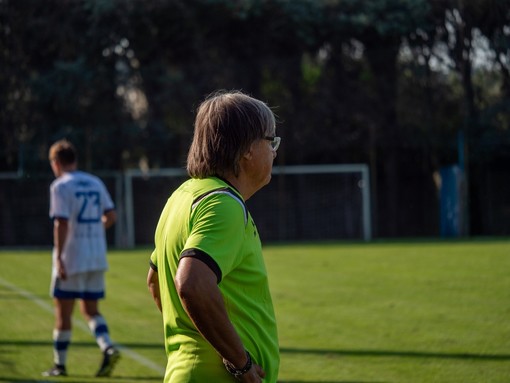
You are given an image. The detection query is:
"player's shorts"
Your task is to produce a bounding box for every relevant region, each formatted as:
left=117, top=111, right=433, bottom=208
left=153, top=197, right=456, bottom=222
left=51, top=270, right=105, bottom=300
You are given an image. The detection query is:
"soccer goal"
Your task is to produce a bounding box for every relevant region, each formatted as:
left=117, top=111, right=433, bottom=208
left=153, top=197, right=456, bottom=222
left=122, top=164, right=371, bottom=247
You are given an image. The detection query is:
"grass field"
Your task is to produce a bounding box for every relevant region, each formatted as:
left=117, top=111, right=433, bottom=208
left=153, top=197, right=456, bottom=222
left=1, top=239, right=509, bottom=382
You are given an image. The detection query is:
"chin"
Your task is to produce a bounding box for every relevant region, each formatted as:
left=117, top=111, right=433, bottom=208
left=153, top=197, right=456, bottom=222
left=263, top=174, right=272, bottom=186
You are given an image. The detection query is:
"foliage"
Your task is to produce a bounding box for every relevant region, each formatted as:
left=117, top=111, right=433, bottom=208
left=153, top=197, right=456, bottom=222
left=1, top=0, right=509, bottom=236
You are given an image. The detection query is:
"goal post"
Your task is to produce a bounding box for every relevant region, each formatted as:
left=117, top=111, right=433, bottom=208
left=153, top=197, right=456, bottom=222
left=122, top=164, right=372, bottom=248
left=271, top=164, right=372, bottom=242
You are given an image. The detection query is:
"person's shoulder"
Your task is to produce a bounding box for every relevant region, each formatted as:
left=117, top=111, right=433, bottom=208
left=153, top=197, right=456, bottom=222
left=190, top=178, right=248, bottom=224
left=186, top=177, right=238, bottom=197
left=74, top=171, right=107, bottom=186
left=74, top=170, right=97, bottom=180
left=173, top=178, right=243, bottom=211
left=50, top=172, right=73, bottom=189
left=179, top=177, right=216, bottom=196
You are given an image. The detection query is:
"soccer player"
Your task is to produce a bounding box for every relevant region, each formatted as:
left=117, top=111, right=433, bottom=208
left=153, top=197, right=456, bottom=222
left=147, top=90, right=281, bottom=382
left=43, top=139, right=120, bottom=377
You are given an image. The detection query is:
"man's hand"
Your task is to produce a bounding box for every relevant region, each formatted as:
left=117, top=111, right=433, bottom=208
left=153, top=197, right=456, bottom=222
left=237, top=363, right=266, bottom=382
left=56, top=257, right=67, bottom=280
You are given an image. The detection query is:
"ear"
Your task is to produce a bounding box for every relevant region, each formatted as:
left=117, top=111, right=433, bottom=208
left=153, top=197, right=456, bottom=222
left=242, top=143, right=255, bottom=160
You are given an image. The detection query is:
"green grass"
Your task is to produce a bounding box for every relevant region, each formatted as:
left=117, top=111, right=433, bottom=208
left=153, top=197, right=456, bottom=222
left=1, top=240, right=510, bottom=382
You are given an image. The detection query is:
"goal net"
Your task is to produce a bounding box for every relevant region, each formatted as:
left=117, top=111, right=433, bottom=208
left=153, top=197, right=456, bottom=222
left=124, top=164, right=371, bottom=247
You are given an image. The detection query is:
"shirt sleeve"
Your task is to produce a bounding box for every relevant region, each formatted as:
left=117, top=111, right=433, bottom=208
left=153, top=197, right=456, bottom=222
left=99, top=181, right=115, bottom=212
left=183, top=193, right=246, bottom=279
left=149, top=250, right=158, bottom=271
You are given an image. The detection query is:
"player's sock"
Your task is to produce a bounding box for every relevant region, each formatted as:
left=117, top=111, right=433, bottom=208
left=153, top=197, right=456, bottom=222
left=53, top=329, right=71, bottom=366
left=88, top=315, right=113, bottom=351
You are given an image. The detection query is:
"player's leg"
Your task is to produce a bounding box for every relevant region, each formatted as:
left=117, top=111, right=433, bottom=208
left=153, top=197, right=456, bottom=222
left=80, top=270, right=120, bottom=376
left=42, top=296, right=75, bottom=376
left=81, top=299, right=115, bottom=352
left=43, top=270, right=82, bottom=376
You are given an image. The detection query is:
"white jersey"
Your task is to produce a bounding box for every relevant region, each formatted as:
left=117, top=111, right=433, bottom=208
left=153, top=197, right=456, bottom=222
left=49, top=170, right=115, bottom=275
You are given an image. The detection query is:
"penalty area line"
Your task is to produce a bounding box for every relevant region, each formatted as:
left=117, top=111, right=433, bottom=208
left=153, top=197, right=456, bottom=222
left=0, top=276, right=165, bottom=376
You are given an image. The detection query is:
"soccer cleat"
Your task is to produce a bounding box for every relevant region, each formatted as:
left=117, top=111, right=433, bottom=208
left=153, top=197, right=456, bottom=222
left=96, top=346, right=121, bottom=377
left=42, top=364, right=67, bottom=377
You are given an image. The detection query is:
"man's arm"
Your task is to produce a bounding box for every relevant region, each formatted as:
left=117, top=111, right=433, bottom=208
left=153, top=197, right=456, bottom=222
left=147, top=267, right=162, bottom=312
left=54, top=218, right=68, bottom=280
left=175, top=257, right=265, bottom=382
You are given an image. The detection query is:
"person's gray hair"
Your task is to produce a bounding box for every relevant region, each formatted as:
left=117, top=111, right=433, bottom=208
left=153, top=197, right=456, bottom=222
left=187, top=90, right=275, bottom=178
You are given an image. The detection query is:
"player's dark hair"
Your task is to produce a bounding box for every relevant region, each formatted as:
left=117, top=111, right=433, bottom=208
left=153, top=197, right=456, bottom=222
left=187, top=90, right=275, bottom=178
left=49, top=139, right=77, bottom=166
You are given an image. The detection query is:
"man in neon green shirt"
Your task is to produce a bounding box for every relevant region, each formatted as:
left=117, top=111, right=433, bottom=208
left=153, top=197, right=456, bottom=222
left=147, top=90, right=281, bottom=382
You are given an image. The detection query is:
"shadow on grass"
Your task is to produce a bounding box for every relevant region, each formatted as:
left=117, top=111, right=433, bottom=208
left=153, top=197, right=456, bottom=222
left=280, top=347, right=510, bottom=361
left=0, top=341, right=164, bottom=382
left=0, top=340, right=163, bottom=350
left=2, top=341, right=509, bottom=361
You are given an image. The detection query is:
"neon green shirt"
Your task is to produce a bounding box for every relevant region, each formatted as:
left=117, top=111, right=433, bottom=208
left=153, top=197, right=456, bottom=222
left=150, top=177, right=279, bottom=382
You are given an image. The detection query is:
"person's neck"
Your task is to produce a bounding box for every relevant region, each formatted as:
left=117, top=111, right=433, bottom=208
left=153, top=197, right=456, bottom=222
left=56, top=163, right=78, bottom=177
left=61, top=164, right=77, bottom=173
left=222, top=173, right=255, bottom=201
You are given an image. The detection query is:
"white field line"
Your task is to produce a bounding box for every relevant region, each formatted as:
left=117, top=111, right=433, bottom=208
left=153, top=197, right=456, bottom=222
left=0, top=276, right=165, bottom=375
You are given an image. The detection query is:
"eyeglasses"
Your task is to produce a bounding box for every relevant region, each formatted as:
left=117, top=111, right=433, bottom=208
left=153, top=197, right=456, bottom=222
left=264, top=136, right=281, bottom=151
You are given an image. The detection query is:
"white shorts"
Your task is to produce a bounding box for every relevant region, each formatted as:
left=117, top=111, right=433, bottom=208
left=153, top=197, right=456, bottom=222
left=51, top=270, right=105, bottom=300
